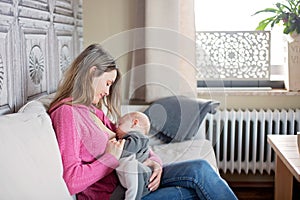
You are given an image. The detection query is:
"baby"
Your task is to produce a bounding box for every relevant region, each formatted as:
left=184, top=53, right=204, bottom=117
left=115, top=111, right=152, bottom=200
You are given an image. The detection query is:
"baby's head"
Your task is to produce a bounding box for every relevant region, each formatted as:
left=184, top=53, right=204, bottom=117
left=116, top=111, right=150, bottom=139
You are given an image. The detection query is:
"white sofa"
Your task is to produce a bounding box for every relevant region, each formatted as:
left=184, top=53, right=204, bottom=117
left=0, top=96, right=218, bottom=200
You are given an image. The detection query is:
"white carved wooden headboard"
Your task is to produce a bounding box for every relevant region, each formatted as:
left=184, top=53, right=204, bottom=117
left=0, top=0, right=83, bottom=115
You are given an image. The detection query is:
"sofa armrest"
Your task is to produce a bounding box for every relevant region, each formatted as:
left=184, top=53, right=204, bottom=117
left=0, top=100, right=73, bottom=199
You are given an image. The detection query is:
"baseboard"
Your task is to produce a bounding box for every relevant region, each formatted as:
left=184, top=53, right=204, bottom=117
left=220, top=171, right=274, bottom=188
left=221, top=172, right=275, bottom=200
left=228, top=180, right=274, bottom=188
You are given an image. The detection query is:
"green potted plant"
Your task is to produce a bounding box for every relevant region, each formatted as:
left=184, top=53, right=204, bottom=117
left=254, top=0, right=300, bottom=91
left=253, top=0, right=300, bottom=35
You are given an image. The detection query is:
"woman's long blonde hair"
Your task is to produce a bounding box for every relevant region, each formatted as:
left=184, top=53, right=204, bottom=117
left=49, top=44, right=121, bottom=120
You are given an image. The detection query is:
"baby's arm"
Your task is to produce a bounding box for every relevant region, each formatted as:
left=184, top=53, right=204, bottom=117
left=122, top=132, right=149, bottom=158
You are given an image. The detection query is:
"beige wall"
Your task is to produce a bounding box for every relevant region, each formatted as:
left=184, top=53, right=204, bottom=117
left=198, top=92, right=300, bottom=109
left=227, top=94, right=300, bottom=109
left=82, top=1, right=300, bottom=109
left=83, top=0, right=133, bottom=47
left=82, top=0, right=136, bottom=75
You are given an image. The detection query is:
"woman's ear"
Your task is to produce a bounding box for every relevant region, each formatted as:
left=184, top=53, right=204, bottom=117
left=89, top=66, right=97, bottom=74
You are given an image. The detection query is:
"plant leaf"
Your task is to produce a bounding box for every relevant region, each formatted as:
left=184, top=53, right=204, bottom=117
left=253, top=0, right=300, bottom=35
left=276, top=2, right=292, bottom=13
left=255, top=18, right=275, bottom=30
left=252, top=8, right=279, bottom=16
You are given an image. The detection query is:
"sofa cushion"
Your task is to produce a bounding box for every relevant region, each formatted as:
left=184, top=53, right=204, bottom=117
left=0, top=100, right=73, bottom=199
left=151, top=139, right=219, bottom=174
left=143, top=95, right=219, bottom=143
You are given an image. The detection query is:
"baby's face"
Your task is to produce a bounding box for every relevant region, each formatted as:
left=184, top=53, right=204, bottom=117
left=115, top=118, right=131, bottom=139
left=116, top=112, right=149, bottom=139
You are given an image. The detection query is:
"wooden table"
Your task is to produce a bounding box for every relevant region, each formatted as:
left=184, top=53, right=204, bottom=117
left=267, top=135, right=300, bottom=200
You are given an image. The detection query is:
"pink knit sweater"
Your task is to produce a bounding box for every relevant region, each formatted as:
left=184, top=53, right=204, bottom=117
left=49, top=99, right=162, bottom=200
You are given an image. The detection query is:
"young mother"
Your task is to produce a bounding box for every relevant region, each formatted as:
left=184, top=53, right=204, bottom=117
left=48, top=44, right=238, bottom=200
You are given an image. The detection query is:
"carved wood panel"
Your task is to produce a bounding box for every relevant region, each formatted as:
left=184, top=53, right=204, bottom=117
left=0, top=0, right=83, bottom=114
left=0, top=31, right=12, bottom=115
left=0, top=0, right=13, bottom=115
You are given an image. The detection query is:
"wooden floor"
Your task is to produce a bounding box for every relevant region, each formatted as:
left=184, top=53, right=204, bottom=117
left=230, top=183, right=274, bottom=200
left=227, top=178, right=300, bottom=200
left=221, top=172, right=274, bottom=200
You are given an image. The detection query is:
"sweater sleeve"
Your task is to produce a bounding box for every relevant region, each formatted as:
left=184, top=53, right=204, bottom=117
left=148, top=149, right=163, bottom=166
left=50, top=105, right=119, bottom=195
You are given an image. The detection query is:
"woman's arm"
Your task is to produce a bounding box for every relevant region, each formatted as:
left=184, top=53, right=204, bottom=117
left=50, top=105, right=119, bottom=195
left=143, top=149, right=163, bottom=191
left=148, top=149, right=163, bottom=166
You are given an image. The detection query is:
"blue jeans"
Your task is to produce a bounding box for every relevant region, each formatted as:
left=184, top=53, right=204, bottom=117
left=142, top=159, right=238, bottom=200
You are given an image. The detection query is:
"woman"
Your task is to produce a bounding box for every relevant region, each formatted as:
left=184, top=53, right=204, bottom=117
left=49, top=44, right=238, bottom=200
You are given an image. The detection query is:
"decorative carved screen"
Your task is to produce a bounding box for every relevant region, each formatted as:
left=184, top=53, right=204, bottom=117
left=0, top=0, right=83, bottom=115
left=196, top=31, right=270, bottom=80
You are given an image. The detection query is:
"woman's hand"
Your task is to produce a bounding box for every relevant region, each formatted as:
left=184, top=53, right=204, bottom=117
left=105, top=138, right=125, bottom=160
left=143, top=159, right=162, bottom=191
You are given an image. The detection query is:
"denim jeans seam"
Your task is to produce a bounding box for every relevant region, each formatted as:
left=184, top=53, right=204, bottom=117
left=177, top=186, right=183, bottom=200
left=176, top=186, right=198, bottom=200
left=161, top=176, right=193, bottom=185
left=162, top=176, right=213, bottom=200
left=196, top=179, right=212, bottom=200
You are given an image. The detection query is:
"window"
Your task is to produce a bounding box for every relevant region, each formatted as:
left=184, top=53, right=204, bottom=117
left=194, top=0, right=285, bottom=88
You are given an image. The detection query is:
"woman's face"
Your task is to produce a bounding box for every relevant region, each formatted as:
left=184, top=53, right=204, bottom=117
left=92, top=69, right=117, bottom=104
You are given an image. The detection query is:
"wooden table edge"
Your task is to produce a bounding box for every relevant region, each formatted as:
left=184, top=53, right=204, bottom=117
left=267, top=135, right=300, bottom=182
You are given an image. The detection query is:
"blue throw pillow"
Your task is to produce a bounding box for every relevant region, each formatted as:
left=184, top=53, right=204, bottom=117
left=143, top=95, right=219, bottom=143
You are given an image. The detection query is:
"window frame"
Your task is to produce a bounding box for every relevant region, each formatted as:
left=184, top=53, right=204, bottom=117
left=194, top=0, right=286, bottom=89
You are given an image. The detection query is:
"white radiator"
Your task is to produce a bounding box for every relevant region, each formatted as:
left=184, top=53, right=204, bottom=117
left=200, top=109, right=300, bottom=175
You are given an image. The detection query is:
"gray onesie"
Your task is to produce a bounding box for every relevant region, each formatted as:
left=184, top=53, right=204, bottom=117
left=116, top=131, right=152, bottom=200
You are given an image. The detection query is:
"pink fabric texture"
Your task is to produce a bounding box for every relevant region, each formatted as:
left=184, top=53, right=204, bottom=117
left=49, top=99, right=162, bottom=200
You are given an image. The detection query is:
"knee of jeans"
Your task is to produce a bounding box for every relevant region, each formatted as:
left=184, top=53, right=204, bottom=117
left=191, top=159, right=211, bottom=170
left=188, top=159, right=214, bottom=178
left=176, top=186, right=198, bottom=200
